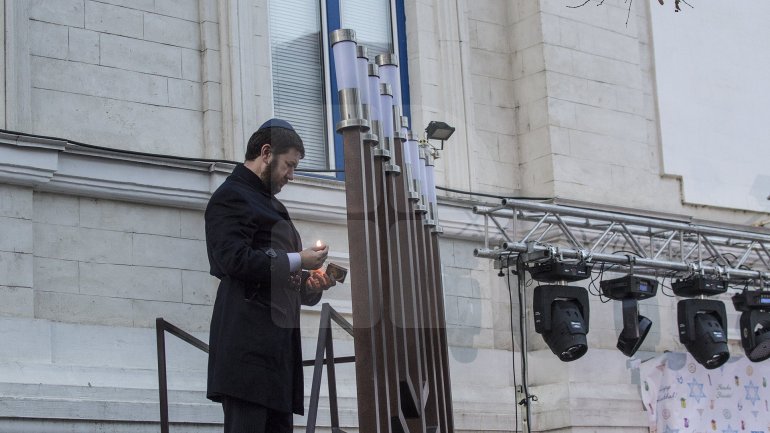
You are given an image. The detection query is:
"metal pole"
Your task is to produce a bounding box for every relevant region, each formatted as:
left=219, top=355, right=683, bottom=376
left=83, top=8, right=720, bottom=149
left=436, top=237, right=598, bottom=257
left=515, top=259, right=532, bottom=433
left=342, top=124, right=386, bottom=433
left=155, top=318, right=169, bottom=433
left=475, top=242, right=769, bottom=281
left=306, top=306, right=331, bottom=433
left=479, top=200, right=770, bottom=243
left=428, top=230, right=455, bottom=433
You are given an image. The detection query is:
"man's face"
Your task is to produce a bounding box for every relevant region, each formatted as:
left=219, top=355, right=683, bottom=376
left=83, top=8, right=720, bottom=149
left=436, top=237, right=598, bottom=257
left=267, top=148, right=301, bottom=194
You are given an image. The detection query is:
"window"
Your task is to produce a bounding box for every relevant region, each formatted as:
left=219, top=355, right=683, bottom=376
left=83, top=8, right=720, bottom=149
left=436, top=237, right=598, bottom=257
left=268, top=0, right=408, bottom=175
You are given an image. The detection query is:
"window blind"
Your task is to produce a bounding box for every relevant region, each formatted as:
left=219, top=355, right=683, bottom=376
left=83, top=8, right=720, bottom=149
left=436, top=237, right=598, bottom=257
left=269, top=0, right=329, bottom=169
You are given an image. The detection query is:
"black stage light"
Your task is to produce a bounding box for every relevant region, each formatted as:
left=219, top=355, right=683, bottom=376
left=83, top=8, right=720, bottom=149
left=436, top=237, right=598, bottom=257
left=527, top=259, right=592, bottom=283
left=600, top=275, right=658, bottom=301
left=732, top=290, right=770, bottom=362
left=533, top=285, right=590, bottom=362
left=425, top=121, right=455, bottom=141
left=616, top=299, right=653, bottom=357
left=677, top=299, right=729, bottom=369
left=600, top=276, right=658, bottom=357
left=672, top=275, right=728, bottom=297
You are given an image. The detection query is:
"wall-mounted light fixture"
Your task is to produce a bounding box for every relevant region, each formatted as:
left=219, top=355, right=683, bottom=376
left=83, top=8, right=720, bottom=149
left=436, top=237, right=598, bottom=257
left=424, top=121, right=455, bottom=152
left=426, top=121, right=455, bottom=141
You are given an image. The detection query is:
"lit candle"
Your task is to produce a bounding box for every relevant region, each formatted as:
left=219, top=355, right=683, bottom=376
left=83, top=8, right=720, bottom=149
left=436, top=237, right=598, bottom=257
left=316, top=240, right=323, bottom=248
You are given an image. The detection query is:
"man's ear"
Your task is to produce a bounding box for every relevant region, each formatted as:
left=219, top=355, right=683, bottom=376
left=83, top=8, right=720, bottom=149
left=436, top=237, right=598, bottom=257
left=260, top=144, right=272, bottom=161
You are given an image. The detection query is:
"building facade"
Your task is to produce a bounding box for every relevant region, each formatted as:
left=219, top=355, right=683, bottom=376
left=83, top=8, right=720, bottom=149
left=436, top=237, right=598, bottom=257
left=0, top=0, right=768, bottom=432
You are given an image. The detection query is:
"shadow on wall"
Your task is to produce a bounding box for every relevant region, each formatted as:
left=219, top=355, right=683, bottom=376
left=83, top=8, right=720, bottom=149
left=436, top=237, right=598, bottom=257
left=442, top=267, right=482, bottom=364
left=750, top=175, right=770, bottom=211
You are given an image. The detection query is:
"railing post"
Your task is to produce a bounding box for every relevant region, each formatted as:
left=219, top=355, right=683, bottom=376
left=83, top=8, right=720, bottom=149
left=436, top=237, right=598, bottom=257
left=155, top=318, right=170, bottom=433
left=306, top=304, right=332, bottom=433
left=325, top=319, right=341, bottom=432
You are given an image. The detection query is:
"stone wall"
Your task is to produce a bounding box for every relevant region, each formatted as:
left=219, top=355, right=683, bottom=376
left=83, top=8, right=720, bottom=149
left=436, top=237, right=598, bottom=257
left=1, top=0, right=768, bottom=432
left=14, top=0, right=224, bottom=158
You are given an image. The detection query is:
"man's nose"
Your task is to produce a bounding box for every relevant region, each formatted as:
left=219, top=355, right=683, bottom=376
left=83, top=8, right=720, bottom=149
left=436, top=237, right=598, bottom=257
left=287, top=168, right=294, bottom=180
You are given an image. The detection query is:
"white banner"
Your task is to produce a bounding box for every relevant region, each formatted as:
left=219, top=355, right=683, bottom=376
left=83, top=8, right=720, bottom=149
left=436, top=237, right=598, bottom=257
left=640, top=352, right=770, bottom=433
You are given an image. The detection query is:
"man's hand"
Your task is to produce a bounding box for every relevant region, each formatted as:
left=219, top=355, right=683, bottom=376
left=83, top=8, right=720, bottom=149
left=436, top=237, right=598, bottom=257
left=299, top=244, right=328, bottom=270
left=305, top=269, right=335, bottom=293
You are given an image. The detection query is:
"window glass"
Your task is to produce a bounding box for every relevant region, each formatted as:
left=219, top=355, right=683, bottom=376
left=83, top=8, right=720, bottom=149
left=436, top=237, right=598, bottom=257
left=340, top=0, right=394, bottom=58
left=269, top=0, right=329, bottom=169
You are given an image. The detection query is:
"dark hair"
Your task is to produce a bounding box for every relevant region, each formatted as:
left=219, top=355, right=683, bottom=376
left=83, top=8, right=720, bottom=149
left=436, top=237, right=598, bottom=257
left=245, top=127, right=305, bottom=161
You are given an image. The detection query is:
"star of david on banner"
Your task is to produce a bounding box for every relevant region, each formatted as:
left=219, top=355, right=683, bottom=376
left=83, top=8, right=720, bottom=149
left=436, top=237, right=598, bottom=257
left=744, top=381, right=760, bottom=406
left=687, top=378, right=706, bottom=403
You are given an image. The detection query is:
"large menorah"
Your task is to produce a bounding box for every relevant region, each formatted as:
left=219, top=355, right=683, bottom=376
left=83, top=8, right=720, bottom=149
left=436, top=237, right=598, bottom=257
left=331, top=29, right=454, bottom=433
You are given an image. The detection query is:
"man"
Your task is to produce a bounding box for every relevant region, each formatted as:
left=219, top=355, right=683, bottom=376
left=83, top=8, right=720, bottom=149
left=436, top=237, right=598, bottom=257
left=205, top=118, right=335, bottom=432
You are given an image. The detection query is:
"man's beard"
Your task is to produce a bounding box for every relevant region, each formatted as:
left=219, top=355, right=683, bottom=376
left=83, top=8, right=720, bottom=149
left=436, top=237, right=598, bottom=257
left=262, top=158, right=281, bottom=194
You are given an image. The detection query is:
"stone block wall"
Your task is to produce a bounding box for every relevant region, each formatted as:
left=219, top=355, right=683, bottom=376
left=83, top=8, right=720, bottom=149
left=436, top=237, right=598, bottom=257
left=0, top=185, right=35, bottom=318
left=533, top=0, right=684, bottom=213
left=31, top=192, right=215, bottom=332
left=22, top=0, right=223, bottom=158
left=1, top=0, right=767, bottom=432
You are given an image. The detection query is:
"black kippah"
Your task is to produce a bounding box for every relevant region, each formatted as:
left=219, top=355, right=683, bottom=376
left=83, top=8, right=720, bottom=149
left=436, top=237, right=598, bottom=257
left=257, top=118, right=295, bottom=132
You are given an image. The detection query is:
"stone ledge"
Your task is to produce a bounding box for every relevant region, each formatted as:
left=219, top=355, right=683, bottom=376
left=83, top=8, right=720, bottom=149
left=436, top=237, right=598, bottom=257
left=0, top=381, right=522, bottom=432
left=0, top=131, right=489, bottom=240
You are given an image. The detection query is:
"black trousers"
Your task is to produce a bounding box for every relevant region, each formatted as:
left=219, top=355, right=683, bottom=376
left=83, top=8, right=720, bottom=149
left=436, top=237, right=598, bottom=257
left=222, top=396, right=293, bottom=433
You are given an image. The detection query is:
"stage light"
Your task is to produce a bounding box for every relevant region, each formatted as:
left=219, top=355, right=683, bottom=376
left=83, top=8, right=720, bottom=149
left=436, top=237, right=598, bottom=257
left=616, top=299, right=653, bottom=357
left=738, top=310, right=770, bottom=362
left=677, top=299, right=729, bottom=369
left=600, top=276, right=657, bottom=357
left=533, top=285, right=590, bottom=362
left=527, top=258, right=592, bottom=283
left=425, top=121, right=455, bottom=142
left=600, top=275, right=658, bottom=301
left=732, top=290, right=770, bottom=362
left=672, top=275, right=728, bottom=297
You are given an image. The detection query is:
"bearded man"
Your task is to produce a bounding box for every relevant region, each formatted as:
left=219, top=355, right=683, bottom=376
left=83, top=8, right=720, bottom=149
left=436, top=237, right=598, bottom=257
left=205, top=118, right=335, bottom=432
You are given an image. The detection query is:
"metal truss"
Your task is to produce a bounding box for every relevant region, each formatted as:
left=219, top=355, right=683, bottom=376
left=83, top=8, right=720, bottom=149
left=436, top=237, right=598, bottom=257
left=473, top=199, right=770, bottom=287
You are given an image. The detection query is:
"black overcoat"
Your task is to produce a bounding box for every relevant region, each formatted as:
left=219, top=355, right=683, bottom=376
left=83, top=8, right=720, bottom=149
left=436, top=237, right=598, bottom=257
left=205, top=163, right=321, bottom=415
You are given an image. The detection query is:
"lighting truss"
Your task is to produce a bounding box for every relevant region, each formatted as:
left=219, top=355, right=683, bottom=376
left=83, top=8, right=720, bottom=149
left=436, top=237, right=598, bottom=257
left=473, top=199, right=770, bottom=286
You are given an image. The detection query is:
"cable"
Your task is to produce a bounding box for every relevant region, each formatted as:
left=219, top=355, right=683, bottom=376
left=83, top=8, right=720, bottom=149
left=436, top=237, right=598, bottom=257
left=1, top=127, right=345, bottom=174
left=4, top=128, right=561, bottom=203
left=515, top=255, right=534, bottom=432
left=1, top=128, right=238, bottom=164
left=504, top=258, right=519, bottom=433
left=436, top=185, right=551, bottom=201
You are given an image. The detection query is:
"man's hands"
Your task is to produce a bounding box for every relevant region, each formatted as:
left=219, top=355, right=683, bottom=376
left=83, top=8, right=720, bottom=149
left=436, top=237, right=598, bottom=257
left=305, top=269, right=335, bottom=293
left=299, top=244, right=328, bottom=270
left=300, top=243, right=334, bottom=293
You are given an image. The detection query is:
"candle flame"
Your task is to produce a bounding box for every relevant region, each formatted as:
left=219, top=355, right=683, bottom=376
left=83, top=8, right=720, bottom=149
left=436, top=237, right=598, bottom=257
left=316, top=240, right=323, bottom=248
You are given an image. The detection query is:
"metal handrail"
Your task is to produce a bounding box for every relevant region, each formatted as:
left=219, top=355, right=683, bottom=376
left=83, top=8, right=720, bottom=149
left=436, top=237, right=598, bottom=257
left=304, top=303, right=355, bottom=433
left=155, top=318, right=208, bottom=433
left=155, top=303, right=354, bottom=433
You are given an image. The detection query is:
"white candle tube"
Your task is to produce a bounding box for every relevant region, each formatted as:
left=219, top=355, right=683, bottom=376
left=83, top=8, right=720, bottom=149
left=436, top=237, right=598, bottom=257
left=367, top=65, right=381, bottom=123
left=407, top=135, right=421, bottom=182
left=356, top=47, right=370, bottom=110
left=426, top=164, right=437, bottom=205
left=380, top=65, right=399, bottom=104
left=376, top=54, right=404, bottom=140
left=332, top=40, right=358, bottom=90
left=418, top=147, right=429, bottom=199
left=380, top=86, right=394, bottom=139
